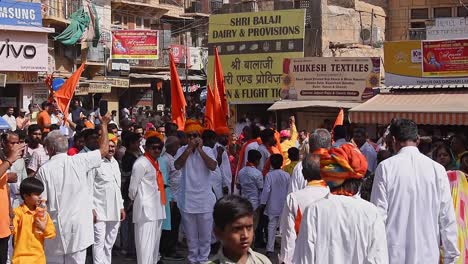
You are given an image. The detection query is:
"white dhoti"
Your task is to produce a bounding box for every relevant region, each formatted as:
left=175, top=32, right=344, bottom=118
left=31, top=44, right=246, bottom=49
left=93, top=221, right=120, bottom=264
left=181, top=211, right=213, bottom=264
left=267, top=215, right=280, bottom=252
left=46, top=249, right=87, bottom=264
left=135, top=220, right=163, bottom=264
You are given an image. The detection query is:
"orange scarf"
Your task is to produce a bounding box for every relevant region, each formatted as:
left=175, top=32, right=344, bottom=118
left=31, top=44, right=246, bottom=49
left=262, top=145, right=282, bottom=176
left=144, top=153, right=166, bottom=205
left=294, top=180, right=327, bottom=234
left=307, top=180, right=327, bottom=187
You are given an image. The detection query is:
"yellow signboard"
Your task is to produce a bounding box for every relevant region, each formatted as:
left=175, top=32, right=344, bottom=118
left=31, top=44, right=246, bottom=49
left=208, top=9, right=305, bottom=104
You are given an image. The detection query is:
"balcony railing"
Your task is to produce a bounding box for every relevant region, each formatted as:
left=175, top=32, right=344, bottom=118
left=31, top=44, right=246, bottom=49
left=42, top=0, right=81, bottom=21
left=409, top=28, right=426, bottom=40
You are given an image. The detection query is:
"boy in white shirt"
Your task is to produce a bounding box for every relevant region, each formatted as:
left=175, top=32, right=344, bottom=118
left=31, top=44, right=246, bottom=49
left=260, top=154, right=289, bottom=256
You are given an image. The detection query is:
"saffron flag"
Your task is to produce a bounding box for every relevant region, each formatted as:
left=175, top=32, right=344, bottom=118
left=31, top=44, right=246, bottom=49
left=334, top=108, right=344, bottom=128
left=54, top=63, right=86, bottom=120
left=212, top=74, right=227, bottom=128
left=214, top=47, right=229, bottom=120
left=170, top=52, right=187, bottom=129
left=204, top=84, right=215, bottom=130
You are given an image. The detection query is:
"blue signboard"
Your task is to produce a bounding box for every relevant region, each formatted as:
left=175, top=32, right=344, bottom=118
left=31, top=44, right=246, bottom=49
left=0, top=0, right=42, bottom=27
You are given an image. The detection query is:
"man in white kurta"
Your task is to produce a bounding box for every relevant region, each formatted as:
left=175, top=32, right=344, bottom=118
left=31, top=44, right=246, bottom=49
left=129, top=136, right=166, bottom=264
left=288, top=129, right=332, bottom=194
left=36, top=115, right=110, bottom=264
left=371, top=119, right=459, bottom=263
left=92, top=136, right=125, bottom=264
left=280, top=154, right=330, bottom=264
left=293, top=194, right=388, bottom=264
left=175, top=124, right=217, bottom=264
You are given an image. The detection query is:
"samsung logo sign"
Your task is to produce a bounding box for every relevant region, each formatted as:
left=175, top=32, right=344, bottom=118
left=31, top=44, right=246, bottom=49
left=0, top=1, right=42, bottom=27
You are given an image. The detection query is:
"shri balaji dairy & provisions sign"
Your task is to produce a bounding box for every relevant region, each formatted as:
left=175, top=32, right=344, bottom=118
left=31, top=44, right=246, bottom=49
left=281, top=57, right=381, bottom=102
left=208, top=10, right=305, bottom=104
left=0, top=31, right=48, bottom=72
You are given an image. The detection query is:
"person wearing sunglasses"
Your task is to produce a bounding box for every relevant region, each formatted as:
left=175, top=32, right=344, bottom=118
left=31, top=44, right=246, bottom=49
left=174, top=120, right=217, bottom=264
left=129, top=133, right=166, bottom=264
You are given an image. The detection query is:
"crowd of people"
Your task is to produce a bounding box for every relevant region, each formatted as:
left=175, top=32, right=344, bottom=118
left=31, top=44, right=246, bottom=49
left=0, top=100, right=467, bottom=264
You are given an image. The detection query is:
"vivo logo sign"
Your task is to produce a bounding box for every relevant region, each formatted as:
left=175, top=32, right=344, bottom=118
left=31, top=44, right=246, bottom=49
left=0, top=39, right=36, bottom=59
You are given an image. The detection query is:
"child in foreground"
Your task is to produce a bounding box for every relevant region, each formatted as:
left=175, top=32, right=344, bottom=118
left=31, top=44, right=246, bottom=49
left=12, top=177, right=56, bottom=264
left=206, top=195, right=272, bottom=264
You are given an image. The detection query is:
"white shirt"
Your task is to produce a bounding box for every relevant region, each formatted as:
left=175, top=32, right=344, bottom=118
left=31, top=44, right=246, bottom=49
left=162, top=152, right=181, bottom=203
left=288, top=162, right=307, bottom=194
left=293, top=195, right=388, bottom=264
left=2, top=114, right=16, bottom=131
left=175, top=145, right=217, bottom=213
left=214, top=143, right=232, bottom=192
left=9, top=158, right=28, bottom=208
left=92, top=156, right=124, bottom=221
left=260, top=169, right=289, bottom=217
left=257, top=144, right=270, bottom=173
left=280, top=184, right=330, bottom=264
left=371, top=146, right=459, bottom=264
left=237, top=166, right=263, bottom=210
left=242, top=141, right=260, bottom=169
left=129, top=155, right=166, bottom=223
left=37, top=150, right=102, bottom=255
left=27, top=145, right=49, bottom=174
left=360, top=141, right=378, bottom=173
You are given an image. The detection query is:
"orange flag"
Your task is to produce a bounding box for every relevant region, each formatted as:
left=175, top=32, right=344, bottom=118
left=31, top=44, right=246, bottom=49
left=170, top=51, right=187, bottom=129
left=212, top=74, right=227, bottom=128
left=54, top=63, right=86, bottom=119
left=204, top=84, right=215, bottom=130
left=334, top=108, right=344, bottom=128
left=214, top=47, right=229, bottom=121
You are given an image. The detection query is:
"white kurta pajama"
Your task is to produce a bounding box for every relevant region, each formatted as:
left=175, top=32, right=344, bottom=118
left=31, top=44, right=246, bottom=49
left=92, top=156, right=124, bottom=264
left=293, top=195, right=388, bottom=264
left=36, top=151, right=102, bottom=264
left=129, top=156, right=166, bottom=264
left=260, top=169, right=289, bottom=253
left=175, top=146, right=217, bottom=264
left=215, top=143, right=232, bottom=194
left=287, top=162, right=306, bottom=194
left=279, top=184, right=330, bottom=264
left=371, top=146, right=459, bottom=264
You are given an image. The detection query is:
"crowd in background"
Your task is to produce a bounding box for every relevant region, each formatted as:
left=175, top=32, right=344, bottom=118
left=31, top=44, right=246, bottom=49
left=0, top=99, right=466, bottom=264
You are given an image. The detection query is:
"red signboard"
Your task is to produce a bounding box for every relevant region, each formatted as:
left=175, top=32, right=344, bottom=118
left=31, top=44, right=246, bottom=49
left=422, top=39, right=468, bottom=77
left=169, top=45, right=188, bottom=64
left=112, top=30, right=159, bottom=60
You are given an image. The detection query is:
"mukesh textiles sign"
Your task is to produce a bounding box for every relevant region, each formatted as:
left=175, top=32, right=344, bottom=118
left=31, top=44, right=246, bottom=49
left=0, top=0, right=42, bottom=27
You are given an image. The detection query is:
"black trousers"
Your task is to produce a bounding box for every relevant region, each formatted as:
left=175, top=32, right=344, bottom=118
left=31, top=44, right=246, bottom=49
left=160, top=201, right=182, bottom=256
left=0, top=236, right=9, bottom=264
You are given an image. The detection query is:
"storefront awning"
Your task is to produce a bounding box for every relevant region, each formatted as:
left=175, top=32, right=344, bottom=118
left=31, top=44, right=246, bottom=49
left=349, top=93, right=468, bottom=125
left=268, top=100, right=361, bottom=111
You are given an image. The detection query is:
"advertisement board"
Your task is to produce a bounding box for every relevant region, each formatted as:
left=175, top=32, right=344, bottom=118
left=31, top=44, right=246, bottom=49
left=112, top=30, right=159, bottom=60
left=281, top=57, right=380, bottom=101
left=208, top=9, right=305, bottom=104
left=426, top=17, right=468, bottom=40
left=0, top=31, right=48, bottom=72
left=422, top=39, right=468, bottom=77
left=170, top=44, right=187, bottom=64
left=384, top=41, right=468, bottom=86
left=0, top=0, right=42, bottom=27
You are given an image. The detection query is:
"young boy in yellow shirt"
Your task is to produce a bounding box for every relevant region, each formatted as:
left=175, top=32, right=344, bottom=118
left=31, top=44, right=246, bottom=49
left=12, top=177, right=56, bottom=264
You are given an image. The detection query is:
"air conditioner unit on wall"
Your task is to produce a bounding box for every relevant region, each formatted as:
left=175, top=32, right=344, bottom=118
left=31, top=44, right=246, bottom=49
left=360, top=26, right=382, bottom=45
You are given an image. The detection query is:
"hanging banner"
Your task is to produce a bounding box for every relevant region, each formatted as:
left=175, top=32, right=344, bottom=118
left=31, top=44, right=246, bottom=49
left=169, top=44, right=187, bottom=64
left=112, top=30, right=159, bottom=60
left=208, top=9, right=305, bottom=104
left=422, top=39, right=468, bottom=77
left=282, top=57, right=380, bottom=101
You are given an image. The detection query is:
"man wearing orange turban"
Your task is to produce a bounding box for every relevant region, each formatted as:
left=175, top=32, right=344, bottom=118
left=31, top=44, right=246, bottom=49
left=175, top=119, right=218, bottom=263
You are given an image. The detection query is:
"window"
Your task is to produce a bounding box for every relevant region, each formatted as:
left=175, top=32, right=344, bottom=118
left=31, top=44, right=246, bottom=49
left=434, top=7, right=452, bottom=18
left=113, top=14, right=122, bottom=25
left=136, top=17, right=142, bottom=28
left=458, top=6, right=468, bottom=17
left=409, top=22, right=426, bottom=40
left=144, top=19, right=151, bottom=29
left=411, top=8, right=429, bottom=19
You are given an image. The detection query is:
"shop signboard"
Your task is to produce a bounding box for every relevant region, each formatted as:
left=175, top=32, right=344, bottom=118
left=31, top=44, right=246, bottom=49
left=170, top=44, right=187, bottom=64
left=75, top=86, right=88, bottom=96
left=384, top=40, right=468, bottom=86
left=281, top=57, right=380, bottom=102
left=32, top=88, right=49, bottom=105
left=189, top=47, right=204, bottom=70
left=1, top=72, right=38, bottom=83
left=107, top=78, right=129, bottom=88
left=112, top=30, right=159, bottom=60
left=208, top=9, right=305, bottom=104
left=0, top=0, right=42, bottom=27
left=422, top=39, right=468, bottom=77
left=426, top=17, right=468, bottom=40
left=0, top=31, right=48, bottom=72
left=88, top=83, right=112, bottom=93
